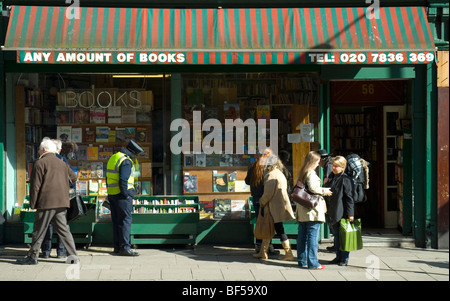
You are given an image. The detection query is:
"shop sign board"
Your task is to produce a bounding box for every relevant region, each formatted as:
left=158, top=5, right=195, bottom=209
left=16, top=50, right=435, bottom=65
left=330, top=80, right=407, bottom=104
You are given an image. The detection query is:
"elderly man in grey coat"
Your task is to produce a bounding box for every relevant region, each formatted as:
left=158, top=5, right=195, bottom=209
left=17, top=139, right=79, bottom=265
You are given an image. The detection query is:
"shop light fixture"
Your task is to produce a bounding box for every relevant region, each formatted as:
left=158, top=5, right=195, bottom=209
left=112, top=74, right=170, bottom=79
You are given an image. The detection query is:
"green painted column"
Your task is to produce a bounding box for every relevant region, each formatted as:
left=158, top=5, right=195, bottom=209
left=319, top=82, right=331, bottom=240
left=412, top=63, right=438, bottom=248
left=170, top=73, right=183, bottom=195
left=412, top=65, right=428, bottom=248
left=426, top=63, right=438, bottom=248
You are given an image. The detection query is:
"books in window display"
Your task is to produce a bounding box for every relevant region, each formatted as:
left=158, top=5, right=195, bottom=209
left=57, top=126, right=72, bottom=142
left=97, top=199, right=111, bottom=220
left=256, top=105, right=270, bottom=121
left=213, top=198, right=232, bottom=220
left=88, top=180, right=99, bottom=195
left=206, top=154, right=220, bottom=167
left=71, top=127, right=83, bottom=143
left=134, top=181, right=142, bottom=195
left=77, top=161, right=106, bottom=179
left=77, top=181, right=88, bottom=195
left=228, top=171, right=237, bottom=192
left=90, top=107, right=106, bottom=123
left=136, top=127, right=148, bottom=143
left=87, top=146, right=99, bottom=160
left=184, top=154, right=194, bottom=167
left=212, top=171, right=228, bottom=192
left=98, top=179, right=107, bottom=196
left=124, top=127, right=135, bottom=142
left=140, top=181, right=151, bottom=195
left=195, top=153, right=206, bottom=167
left=121, top=107, right=136, bottom=123
left=85, top=128, right=95, bottom=143
left=108, top=130, right=116, bottom=142
left=98, top=147, right=113, bottom=160
left=73, top=108, right=90, bottom=124
left=56, top=106, right=72, bottom=124
left=223, top=103, right=240, bottom=120
left=220, top=154, right=234, bottom=166
left=231, top=200, right=247, bottom=219
left=183, top=174, right=198, bottom=193
left=76, top=145, right=87, bottom=160
left=96, top=126, right=109, bottom=142
left=199, top=201, right=214, bottom=219
left=235, top=180, right=251, bottom=192
left=25, top=125, right=43, bottom=144
left=108, top=106, right=122, bottom=123
left=115, top=127, right=126, bottom=142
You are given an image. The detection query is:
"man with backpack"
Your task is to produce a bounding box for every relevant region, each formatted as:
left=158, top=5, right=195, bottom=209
left=345, top=153, right=370, bottom=204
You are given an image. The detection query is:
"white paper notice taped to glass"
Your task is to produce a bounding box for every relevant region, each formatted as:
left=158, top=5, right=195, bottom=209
left=300, top=123, right=314, bottom=142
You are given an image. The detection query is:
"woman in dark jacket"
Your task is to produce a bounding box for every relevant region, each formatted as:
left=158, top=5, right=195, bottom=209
left=326, top=156, right=355, bottom=266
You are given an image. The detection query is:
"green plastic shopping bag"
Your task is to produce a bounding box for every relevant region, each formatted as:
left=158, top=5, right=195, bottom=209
left=339, top=218, right=363, bottom=252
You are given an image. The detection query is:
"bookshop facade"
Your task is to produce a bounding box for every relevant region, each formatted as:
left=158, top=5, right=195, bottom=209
left=0, top=3, right=446, bottom=248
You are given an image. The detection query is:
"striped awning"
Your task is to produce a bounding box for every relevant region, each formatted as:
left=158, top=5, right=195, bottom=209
left=2, top=5, right=436, bottom=64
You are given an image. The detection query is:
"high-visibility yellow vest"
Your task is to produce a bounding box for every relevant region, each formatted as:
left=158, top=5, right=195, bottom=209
left=106, top=152, right=135, bottom=196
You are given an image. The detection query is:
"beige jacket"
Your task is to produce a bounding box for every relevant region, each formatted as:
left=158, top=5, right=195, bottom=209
left=295, top=170, right=327, bottom=223
left=260, top=168, right=295, bottom=223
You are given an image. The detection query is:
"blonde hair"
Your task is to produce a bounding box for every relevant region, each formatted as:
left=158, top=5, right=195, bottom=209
left=295, top=151, right=321, bottom=183
left=331, top=156, right=347, bottom=169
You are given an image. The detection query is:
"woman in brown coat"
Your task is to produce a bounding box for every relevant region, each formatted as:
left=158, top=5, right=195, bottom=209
left=253, top=155, right=295, bottom=261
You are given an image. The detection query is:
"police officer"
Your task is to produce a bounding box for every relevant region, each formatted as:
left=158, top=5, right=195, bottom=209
left=106, top=140, right=144, bottom=256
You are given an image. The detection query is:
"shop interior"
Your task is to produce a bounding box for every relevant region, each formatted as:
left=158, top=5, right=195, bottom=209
left=10, top=72, right=410, bottom=234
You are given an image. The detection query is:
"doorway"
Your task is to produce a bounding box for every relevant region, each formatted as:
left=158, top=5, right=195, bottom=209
left=329, top=80, right=409, bottom=229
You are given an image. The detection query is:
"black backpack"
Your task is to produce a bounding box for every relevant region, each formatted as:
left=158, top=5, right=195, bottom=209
left=345, top=154, right=370, bottom=203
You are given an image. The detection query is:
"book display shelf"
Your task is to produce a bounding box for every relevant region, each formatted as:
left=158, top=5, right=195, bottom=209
left=130, top=196, right=199, bottom=245
left=20, top=196, right=97, bottom=248
left=180, top=73, right=319, bottom=222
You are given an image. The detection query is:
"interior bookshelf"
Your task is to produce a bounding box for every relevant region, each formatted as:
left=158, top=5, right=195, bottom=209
left=396, top=128, right=412, bottom=234
left=180, top=73, right=319, bottom=220
left=16, top=84, right=155, bottom=209
left=332, top=112, right=366, bottom=155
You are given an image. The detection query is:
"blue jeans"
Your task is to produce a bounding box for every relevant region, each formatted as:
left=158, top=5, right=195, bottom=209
left=41, top=224, right=66, bottom=256
left=297, top=221, right=321, bottom=269
left=330, top=222, right=350, bottom=262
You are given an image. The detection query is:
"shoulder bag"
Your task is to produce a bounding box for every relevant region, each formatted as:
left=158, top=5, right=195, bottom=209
left=254, top=207, right=275, bottom=239
left=291, top=180, right=320, bottom=209
left=67, top=195, right=87, bottom=223
left=67, top=176, right=87, bottom=223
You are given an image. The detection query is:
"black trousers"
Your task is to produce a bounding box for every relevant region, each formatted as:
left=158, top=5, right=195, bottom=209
left=109, top=195, right=133, bottom=251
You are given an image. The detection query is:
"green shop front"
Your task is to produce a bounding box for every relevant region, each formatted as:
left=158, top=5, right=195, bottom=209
left=0, top=4, right=442, bottom=248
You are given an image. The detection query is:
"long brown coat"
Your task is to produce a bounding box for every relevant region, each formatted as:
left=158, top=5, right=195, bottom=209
left=29, top=152, right=78, bottom=210
left=259, top=168, right=295, bottom=223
